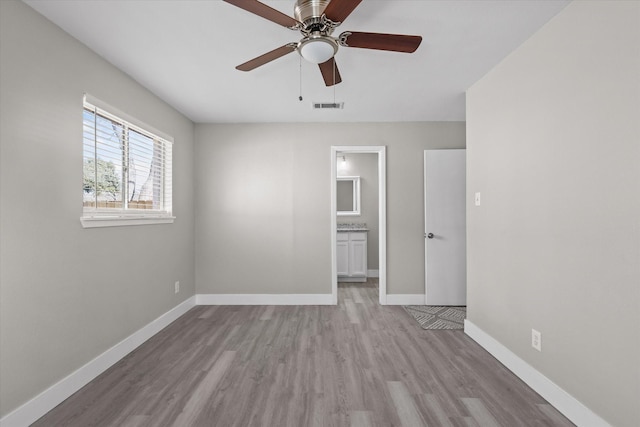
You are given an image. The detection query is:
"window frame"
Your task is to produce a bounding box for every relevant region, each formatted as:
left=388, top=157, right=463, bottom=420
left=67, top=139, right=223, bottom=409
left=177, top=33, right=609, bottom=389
left=81, top=95, right=174, bottom=228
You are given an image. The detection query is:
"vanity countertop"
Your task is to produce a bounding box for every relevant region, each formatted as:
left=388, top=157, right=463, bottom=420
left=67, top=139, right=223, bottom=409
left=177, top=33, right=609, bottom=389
left=337, top=223, right=368, bottom=232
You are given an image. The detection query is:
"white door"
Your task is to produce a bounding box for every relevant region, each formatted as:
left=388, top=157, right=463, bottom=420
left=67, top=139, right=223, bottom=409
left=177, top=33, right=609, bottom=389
left=424, top=149, right=466, bottom=305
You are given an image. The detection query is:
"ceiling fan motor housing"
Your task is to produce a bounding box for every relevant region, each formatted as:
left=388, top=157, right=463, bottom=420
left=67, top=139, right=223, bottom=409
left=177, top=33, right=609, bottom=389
left=294, top=0, right=330, bottom=24
left=294, top=0, right=340, bottom=36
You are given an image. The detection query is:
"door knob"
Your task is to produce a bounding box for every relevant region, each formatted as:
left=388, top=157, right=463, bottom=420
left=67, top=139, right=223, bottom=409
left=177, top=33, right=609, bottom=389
left=427, top=233, right=434, bottom=239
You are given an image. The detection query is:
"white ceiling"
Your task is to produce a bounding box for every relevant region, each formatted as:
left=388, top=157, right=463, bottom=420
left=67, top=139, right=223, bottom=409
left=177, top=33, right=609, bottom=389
left=24, top=0, right=569, bottom=123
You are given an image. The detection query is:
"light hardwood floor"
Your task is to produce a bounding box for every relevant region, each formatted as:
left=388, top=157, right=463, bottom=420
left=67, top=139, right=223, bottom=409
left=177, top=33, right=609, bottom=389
left=33, top=280, right=574, bottom=426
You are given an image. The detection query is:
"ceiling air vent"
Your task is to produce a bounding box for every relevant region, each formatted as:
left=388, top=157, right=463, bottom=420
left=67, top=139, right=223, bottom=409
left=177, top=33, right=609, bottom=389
left=312, top=102, right=344, bottom=110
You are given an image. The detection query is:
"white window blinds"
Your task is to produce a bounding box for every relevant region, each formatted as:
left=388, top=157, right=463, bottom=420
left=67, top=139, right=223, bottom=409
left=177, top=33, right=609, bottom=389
left=82, top=95, right=173, bottom=227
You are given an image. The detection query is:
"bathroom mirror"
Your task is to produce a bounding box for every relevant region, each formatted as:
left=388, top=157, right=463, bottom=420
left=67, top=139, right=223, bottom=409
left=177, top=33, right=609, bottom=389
left=337, top=176, right=360, bottom=216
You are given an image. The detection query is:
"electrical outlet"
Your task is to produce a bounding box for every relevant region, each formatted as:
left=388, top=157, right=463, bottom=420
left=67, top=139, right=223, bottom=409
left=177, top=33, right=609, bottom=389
left=474, top=192, right=481, bottom=206
left=174, top=281, right=180, bottom=294
left=531, top=329, right=542, bottom=352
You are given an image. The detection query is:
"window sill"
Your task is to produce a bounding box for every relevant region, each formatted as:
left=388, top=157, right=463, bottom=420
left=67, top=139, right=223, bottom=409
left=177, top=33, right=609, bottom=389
left=80, top=215, right=175, bottom=228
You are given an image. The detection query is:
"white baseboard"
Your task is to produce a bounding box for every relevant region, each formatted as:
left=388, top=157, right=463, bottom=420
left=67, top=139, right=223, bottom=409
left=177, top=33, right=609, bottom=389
left=338, top=277, right=367, bottom=283
left=196, top=293, right=334, bottom=305
left=0, top=297, right=196, bottom=427
left=367, top=269, right=379, bottom=278
left=385, top=294, right=425, bottom=305
left=464, top=320, right=610, bottom=427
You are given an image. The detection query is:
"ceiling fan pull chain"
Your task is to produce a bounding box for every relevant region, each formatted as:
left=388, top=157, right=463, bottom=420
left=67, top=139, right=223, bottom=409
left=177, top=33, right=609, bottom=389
left=299, top=55, right=303, bottom=101
left=333, top=58, right=336, bottom=104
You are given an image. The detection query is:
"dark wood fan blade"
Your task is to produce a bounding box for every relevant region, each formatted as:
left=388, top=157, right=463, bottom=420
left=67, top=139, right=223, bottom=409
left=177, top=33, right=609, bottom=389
left=223, top=0, right=301, bottom=28
left=236, top=44, right=297, bottom=71
left=318, top=58, right=342, bottom=86
left=340, top=31, right=422, bottom=53
left=323, top=0, right=362, bottom=23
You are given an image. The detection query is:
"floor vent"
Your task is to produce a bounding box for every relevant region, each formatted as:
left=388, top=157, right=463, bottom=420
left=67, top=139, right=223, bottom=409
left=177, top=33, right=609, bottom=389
left=313, top=102, right=344, bottom=110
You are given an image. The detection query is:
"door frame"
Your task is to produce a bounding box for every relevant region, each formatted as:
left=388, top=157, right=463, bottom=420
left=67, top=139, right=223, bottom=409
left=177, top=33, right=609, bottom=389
left=331, top=146, right=387, bottom=305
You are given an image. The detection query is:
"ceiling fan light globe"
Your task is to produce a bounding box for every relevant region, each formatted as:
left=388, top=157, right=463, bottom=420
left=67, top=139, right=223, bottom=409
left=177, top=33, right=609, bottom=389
left=299, top=38, right=337, bottom=64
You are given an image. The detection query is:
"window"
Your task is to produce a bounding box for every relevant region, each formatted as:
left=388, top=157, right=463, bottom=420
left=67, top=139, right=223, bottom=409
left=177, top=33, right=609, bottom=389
left=81, top=95, right=173, bottom=228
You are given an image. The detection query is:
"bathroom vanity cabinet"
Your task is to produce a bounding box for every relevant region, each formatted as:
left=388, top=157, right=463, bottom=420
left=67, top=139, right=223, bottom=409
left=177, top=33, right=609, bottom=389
left=337, top=229, right=367, bottom=282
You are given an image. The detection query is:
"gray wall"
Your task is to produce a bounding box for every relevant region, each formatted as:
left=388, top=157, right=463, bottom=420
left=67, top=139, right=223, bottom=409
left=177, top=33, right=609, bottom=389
left=338, top=153, right=379, bottom=270
left=195, top=122, right=465, bottom=296
left=466, top=1, right=639, bottom=425
left=0, top=0, right=195, bottom=417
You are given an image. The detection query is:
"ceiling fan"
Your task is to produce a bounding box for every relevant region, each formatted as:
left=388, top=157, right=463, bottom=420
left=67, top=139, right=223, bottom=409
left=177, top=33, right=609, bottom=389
left=223, top=0, right=423, bottom=86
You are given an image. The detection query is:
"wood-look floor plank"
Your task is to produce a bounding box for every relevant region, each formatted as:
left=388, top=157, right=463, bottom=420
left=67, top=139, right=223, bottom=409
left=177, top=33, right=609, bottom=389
left=259, top=305, right=275, bottom=320
left=461, top=397, right=502, bottom=427
left=344, top=298, right=360, bottom=324
left=171, top=350, right=236, bottom=426
left=387, top=381, right=428, bottom=427
left=463, top=416, right=482, bottom=427
left=118, top=415, right=148, bottom=427
left=32, top=280, right=574, bottom=427
left=417, top=393, right=455, bottom=427
left=345, top=284, right=365, bottom=304
left=350, top=410, right=373, bottom=427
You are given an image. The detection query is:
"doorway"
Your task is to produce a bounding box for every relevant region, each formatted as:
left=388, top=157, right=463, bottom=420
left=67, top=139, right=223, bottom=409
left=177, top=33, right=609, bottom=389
left=331, top=146, right=387, bottom=305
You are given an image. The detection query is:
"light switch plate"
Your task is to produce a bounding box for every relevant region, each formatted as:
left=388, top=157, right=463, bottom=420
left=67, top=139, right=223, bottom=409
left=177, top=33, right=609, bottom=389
left=532, top=329, right=542, bottom=351
left=474, top=192, right=481, bottom=206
